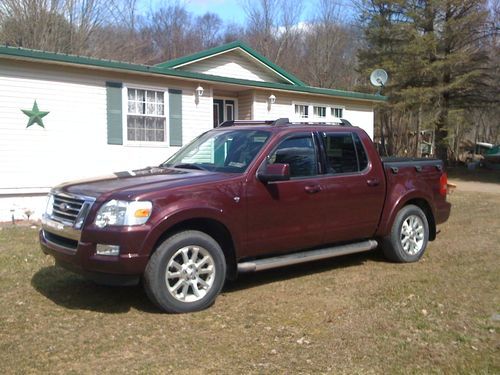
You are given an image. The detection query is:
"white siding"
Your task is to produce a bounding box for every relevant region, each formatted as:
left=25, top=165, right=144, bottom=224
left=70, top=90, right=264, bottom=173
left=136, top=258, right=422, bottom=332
left=177, top=50, right=288, bottom=84
left=253, top=93, right=374, bottom=138
left=0, top=62, right=212, bottom=221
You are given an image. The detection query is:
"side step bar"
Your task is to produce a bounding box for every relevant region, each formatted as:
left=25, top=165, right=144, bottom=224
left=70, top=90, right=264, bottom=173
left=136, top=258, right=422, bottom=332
left=237, top=240, right=378, bottom=273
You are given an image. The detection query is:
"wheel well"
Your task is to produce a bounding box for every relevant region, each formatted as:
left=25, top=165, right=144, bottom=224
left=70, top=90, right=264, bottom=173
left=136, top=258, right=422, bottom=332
left=152, top=218, right=238, bottom=280
left=405, top=198, right=436, bottom=241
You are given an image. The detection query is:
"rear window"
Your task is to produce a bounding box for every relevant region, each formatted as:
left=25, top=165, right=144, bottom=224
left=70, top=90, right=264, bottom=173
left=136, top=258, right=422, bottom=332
left=321, top=132, right=368, bottom=174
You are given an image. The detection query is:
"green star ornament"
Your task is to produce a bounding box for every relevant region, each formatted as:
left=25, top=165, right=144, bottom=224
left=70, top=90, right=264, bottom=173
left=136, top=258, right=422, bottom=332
left=21, top=100, right=49, bottom=128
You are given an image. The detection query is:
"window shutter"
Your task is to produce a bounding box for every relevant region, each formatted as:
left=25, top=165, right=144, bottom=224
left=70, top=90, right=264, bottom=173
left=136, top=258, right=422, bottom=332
left=169, top=89, right=182, bottom=146
left=106, top=81, right=123, bottom=145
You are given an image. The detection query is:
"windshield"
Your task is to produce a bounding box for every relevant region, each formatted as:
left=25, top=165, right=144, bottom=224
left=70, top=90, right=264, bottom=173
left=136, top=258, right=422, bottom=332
left=162, top=129, right=271, bottom=173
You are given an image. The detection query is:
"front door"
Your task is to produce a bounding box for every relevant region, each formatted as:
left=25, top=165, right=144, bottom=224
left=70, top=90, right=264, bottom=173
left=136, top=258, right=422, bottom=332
left=244, top=132, right=325, bottom=257
left=213, top=99, right=236, bottom=127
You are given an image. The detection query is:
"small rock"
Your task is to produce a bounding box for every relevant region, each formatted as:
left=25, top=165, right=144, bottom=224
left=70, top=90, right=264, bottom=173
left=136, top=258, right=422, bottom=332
left=471, top=345, right=478, bottom=351
left=270, top=349, right=277, bottom=355
left=488, top=329, right=495, bottom=333
left=421, top=309, right=428, bottom=316
left=296, top=337, right=310, bottom=345
left=264, top=326, right=271, bottom=331
left=491, top=313, right=500, bottom=322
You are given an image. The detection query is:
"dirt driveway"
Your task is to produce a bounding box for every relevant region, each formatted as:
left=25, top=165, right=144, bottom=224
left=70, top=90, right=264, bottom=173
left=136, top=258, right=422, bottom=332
left=448, top=179, right=500, bottom=194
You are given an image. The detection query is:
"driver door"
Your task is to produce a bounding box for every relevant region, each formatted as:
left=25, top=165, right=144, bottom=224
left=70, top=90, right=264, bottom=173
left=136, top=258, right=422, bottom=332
left=243, top=133, right=325, bottom=257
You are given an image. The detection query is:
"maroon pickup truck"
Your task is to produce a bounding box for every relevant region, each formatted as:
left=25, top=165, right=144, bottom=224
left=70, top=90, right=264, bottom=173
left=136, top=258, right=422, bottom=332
left=40, top=119, right=451, bottom=313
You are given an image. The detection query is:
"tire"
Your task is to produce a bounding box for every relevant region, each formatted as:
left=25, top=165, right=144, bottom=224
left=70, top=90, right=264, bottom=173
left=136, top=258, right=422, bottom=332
left=143, top=230, right=226, bottom=313
left=382, top=205, right=429, bottom=263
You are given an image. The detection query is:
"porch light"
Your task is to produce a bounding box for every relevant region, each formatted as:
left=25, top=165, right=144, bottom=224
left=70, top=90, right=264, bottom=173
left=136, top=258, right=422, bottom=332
left=268, top=94, right=276, bottom=104
left=195, top=85, right=204, bottom=97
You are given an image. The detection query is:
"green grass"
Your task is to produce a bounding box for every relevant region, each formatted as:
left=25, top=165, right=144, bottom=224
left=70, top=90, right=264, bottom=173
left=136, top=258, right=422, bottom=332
left=0, top=191, right=499, bottom=374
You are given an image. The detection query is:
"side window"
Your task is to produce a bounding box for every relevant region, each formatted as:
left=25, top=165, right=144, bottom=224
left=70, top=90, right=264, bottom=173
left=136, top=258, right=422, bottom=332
left=268, top=135, right=318, bottom=178
left=353, top=133, right=368, bottom=170
left=322, top=133, right=364, bottom=174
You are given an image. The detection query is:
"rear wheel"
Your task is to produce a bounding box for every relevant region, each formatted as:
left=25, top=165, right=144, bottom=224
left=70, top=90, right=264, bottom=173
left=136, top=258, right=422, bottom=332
left=143, top=230, right=226, bottom=313
left=382, top=205, right=429, bottom=263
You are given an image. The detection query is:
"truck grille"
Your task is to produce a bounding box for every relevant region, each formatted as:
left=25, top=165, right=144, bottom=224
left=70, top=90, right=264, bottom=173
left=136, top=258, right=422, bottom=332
left=51, top=194, right=86, bottom=225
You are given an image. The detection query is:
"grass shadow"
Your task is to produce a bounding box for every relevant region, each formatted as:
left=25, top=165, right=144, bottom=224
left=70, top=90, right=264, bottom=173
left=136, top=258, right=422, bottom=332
left=31, top=250, right=385, bottom=313
left=223, top=249, right=385, bottom=293
left=447, top=166, right=500, bottom=183
left=31, top=266, right=160, bottom=314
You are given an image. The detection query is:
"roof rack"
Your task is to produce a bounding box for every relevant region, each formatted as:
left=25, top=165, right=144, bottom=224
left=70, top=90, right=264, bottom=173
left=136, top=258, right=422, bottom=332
left=218, top=118, right=353, bottom=128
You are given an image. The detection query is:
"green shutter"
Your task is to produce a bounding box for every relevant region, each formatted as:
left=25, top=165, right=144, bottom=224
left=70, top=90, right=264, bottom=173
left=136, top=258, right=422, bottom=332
left=106, top=81, right=123, bottom=145
left=169, top=89, right=182, bottom=146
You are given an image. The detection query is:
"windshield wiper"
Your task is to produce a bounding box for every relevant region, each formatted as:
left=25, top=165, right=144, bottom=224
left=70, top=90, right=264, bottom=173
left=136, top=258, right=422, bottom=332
left=173, top=163, right=208, bottom=171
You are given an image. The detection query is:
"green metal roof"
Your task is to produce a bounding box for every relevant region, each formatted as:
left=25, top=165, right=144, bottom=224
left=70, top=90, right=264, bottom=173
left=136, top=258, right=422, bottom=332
left=155, top=40, right=307, bottom=87
left=0, top=44, right=386, bottom=102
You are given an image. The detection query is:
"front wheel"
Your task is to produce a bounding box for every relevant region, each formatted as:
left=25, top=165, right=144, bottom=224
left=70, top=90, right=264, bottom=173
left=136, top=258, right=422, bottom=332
left=143, top=230, right=226, bottom=313
left=382, top=205, right=429, bottom=263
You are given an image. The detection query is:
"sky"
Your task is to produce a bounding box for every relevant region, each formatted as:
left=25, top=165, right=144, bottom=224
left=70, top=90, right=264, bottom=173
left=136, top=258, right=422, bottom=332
left=139, top=0, right=249, bottom=24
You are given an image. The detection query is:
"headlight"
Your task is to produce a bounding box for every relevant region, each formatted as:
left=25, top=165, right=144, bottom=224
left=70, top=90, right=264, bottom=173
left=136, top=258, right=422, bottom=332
left=45, top=194, right=54, bottom=216
left=94, top=200, right=152, bottom=228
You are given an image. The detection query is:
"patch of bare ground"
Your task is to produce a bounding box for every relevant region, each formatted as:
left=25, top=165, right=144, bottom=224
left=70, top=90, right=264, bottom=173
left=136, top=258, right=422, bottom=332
left=0, top=191, right=498, bottom=373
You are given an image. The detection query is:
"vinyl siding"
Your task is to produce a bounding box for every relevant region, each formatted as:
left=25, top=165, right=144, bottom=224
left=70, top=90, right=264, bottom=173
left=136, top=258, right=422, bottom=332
left=237, top=90, right=253, bottom=120
left=177, top=50, right=288, bottom=84
left=252, top=93, right=374, bottom=139
left=0, top=61, right=213, bottom=221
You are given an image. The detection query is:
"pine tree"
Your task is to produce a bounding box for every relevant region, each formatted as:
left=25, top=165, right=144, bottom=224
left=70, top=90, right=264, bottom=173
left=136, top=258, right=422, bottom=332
left=358, top=0, right=498, bottom=163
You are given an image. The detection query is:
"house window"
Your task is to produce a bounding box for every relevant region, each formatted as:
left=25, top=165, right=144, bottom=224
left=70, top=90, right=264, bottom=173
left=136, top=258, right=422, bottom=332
left=295, top=104, right=309, bottom=119
left=313, top=106, right=326, bottom=118
left=332, top=107, right=343, bottom=119
left=127, top=88, right=166, bottom=142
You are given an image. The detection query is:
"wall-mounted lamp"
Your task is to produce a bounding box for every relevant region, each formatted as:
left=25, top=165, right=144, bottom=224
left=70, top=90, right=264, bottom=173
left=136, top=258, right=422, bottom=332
left=195, top=85, right=204, bottom=97
left=267, top=94, right=276, bottom=111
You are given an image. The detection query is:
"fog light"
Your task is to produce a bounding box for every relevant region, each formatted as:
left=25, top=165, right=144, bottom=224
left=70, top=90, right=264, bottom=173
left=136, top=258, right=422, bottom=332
left=96, top=244, right=120, bottom=256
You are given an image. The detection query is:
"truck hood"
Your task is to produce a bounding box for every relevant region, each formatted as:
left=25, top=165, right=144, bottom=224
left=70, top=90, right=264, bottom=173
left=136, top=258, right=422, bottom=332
left=54, top=167, right=233, bottom=199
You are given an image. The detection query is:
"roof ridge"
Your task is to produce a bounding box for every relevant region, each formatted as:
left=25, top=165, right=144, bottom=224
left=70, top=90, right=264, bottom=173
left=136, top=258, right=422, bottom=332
left=155, top=40, right=307, bottom=87
left=0, top=44, right=386, bottom=102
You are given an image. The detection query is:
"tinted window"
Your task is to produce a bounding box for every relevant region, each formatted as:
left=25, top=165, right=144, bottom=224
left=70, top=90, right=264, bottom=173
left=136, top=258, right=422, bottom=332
left=269, top=135, right=318, bottom=177
left=353, top=133, right=368, bottom=170
left=322, top=133, right=366, bottom=174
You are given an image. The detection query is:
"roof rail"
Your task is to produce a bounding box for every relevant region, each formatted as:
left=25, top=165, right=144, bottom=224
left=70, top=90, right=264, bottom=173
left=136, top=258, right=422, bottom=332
left=217, top=118, right=353, bottom=127
left=218, top=118, right=290, bottom=127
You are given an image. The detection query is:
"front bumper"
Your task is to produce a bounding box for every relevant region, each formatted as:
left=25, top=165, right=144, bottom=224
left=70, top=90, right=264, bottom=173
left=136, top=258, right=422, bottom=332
left=40, top=227, right=149, bottom=286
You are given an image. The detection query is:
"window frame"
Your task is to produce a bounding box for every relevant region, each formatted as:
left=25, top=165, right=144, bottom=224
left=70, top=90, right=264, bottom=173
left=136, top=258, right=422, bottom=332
left=318, top=131, right=370, bottom=176
left=331, top=107, right=345, bottom=119
left=122, top=83, right=169, bottom=147
left=259, top=132, right=322, bottom=180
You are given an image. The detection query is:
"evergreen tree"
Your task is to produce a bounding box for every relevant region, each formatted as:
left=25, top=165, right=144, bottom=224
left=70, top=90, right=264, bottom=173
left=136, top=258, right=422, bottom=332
left=358, top=0, right=498, bottom=163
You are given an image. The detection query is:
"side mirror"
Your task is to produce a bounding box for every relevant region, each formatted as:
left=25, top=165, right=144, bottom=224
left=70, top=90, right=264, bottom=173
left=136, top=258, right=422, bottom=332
left=257, top=163, right=290, bottom=183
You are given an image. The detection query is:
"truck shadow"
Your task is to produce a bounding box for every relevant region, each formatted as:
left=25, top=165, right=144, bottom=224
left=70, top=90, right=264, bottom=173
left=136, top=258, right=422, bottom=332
left=31, top=250, right=385, bottom=314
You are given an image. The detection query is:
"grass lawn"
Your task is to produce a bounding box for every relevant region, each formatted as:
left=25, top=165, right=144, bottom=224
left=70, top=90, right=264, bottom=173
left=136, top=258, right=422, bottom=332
left=0, top=190, right=499, bottom=374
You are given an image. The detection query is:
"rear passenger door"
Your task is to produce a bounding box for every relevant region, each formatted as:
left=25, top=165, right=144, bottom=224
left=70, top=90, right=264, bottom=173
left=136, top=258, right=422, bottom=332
left=318, top=131, right=386, bottom=244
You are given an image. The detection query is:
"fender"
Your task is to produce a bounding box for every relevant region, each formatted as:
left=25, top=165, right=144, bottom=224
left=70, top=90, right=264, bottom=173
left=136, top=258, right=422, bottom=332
left=140, top=202, right=241, bottom=256
left=376, top=186, right=436, bottom=238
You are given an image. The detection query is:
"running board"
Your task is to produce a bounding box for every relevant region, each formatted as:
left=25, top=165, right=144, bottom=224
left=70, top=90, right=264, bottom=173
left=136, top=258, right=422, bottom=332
left=237, top=240, right=378, bottom=273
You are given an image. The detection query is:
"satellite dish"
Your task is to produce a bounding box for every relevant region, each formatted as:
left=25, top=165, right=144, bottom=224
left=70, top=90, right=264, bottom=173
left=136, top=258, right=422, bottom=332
left=370, top=69, right=388, bottom=87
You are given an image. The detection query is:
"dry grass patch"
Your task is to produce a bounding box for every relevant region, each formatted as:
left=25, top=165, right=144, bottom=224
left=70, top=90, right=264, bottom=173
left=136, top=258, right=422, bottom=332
left=0, top=191, right=499, bottom=374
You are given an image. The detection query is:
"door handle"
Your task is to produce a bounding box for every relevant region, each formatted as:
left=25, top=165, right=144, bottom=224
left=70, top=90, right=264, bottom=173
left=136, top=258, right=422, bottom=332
left=366, top=178, right=380, bottom=187
left=305, top=185, right=322, bottom=194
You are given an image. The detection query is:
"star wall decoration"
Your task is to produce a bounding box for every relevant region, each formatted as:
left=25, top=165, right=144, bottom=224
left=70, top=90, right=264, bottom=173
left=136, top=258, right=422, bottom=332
left=21, top=100, right=49, bottom=128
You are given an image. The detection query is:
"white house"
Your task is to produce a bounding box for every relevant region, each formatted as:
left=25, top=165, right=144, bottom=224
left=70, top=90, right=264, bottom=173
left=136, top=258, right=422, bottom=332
left=0, top=40, right=383, bottom=222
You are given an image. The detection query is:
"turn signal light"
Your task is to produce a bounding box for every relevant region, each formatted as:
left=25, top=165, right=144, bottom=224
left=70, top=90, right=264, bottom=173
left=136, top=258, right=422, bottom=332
left=134, top=209, right=151, bottom=218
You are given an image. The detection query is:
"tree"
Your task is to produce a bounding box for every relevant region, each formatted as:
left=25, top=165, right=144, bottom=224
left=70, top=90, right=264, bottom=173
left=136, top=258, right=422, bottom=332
left=357, top=0, right=499, bottom=163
